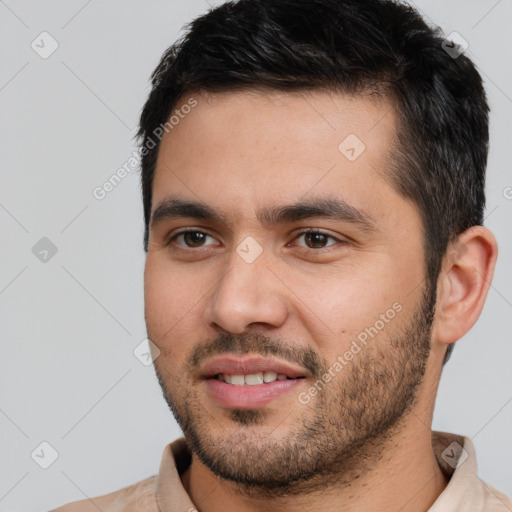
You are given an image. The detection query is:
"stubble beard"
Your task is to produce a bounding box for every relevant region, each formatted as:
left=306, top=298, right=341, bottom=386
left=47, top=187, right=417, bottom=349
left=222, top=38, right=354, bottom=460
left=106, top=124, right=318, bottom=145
left=150, top=283, right=435, bottom=497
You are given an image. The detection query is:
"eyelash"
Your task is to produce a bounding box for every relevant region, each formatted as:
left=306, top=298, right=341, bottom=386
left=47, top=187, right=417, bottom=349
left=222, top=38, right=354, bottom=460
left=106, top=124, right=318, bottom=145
left=166, top=228, right=346, bottom=253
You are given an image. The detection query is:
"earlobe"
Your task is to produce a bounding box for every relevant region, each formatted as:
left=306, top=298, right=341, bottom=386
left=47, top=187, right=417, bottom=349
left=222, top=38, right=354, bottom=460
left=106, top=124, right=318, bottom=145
left=432, top=226, right=498, bottom=347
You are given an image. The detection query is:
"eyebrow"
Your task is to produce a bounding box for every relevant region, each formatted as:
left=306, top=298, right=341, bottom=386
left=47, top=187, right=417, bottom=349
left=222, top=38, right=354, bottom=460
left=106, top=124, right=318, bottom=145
left=150, top=195, right=378, bottom=233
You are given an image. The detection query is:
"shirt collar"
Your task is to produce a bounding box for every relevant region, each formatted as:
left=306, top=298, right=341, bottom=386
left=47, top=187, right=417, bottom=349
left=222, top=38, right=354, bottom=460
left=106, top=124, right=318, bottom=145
left=155, top=437, right=195, bottom=511
left=429, top=430, right=486, bottom=510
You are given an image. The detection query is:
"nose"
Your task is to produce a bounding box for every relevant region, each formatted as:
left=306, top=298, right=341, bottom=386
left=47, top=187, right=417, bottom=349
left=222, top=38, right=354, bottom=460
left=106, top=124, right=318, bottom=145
left=202, top=244, right=289, bottom=334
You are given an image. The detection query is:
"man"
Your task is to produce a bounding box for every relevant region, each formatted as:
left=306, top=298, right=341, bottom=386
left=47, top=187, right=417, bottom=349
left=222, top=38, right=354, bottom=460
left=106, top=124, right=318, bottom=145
left=52, top=0, right=512, bottom=510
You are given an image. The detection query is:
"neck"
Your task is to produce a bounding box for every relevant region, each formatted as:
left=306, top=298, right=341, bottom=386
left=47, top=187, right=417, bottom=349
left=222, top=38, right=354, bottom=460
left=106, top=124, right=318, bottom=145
left=181, top=418, right=448, bottom=512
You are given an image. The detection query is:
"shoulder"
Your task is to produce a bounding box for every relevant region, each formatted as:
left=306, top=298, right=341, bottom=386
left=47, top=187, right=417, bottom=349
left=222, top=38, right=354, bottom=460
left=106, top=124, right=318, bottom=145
left=479, top=479, right=512, bottom=511
left=49, top=475, right=158, bottom=512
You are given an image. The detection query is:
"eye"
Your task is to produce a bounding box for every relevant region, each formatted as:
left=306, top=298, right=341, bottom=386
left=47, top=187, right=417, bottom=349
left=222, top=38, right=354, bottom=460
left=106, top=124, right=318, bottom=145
left=165, top=228, right=345, bottom=253
left=167, top=229, right=219, bottom=249
left=293, top=229, right=344, bottom=250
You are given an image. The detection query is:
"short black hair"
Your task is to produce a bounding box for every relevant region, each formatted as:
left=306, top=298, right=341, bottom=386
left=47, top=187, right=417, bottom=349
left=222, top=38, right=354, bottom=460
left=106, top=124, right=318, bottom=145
left=137, top=0, right=490, bottom=366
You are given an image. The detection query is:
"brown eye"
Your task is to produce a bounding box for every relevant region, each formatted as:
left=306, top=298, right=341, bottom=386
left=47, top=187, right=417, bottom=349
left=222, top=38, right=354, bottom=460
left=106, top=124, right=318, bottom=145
left=169, top=230, right=217, bottom=248
left=303, top=232, right=330, bottom=248
left=183, top=232, right=207, bottom=247
left=294, top=230, right=340, bottom=250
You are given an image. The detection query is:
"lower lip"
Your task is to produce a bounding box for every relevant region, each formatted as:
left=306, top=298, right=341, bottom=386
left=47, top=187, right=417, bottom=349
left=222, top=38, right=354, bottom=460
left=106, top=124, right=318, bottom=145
left=205, top=378, right=305, bottom=409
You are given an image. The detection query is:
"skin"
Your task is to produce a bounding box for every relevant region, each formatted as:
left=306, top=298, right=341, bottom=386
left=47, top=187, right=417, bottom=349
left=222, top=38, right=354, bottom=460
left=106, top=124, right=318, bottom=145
left=144, top=89, right=497, bottom=512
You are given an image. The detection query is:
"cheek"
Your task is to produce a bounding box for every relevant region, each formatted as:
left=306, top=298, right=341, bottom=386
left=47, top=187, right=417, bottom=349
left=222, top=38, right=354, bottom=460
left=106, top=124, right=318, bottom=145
left=308, top=277, right=385, bottom=342
left=293, top=257, right=413, bottom=353
left=144, top=255, right=207, bottom=346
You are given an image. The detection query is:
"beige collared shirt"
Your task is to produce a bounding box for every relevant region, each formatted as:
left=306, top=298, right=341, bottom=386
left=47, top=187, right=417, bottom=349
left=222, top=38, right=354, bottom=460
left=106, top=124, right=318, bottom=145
left=50, top=431, right=512, bottom=511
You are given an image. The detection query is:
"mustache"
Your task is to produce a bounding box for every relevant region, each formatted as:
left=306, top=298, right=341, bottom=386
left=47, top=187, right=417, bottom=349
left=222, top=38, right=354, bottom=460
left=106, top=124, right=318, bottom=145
left=185, top=332, right=326, bottom=378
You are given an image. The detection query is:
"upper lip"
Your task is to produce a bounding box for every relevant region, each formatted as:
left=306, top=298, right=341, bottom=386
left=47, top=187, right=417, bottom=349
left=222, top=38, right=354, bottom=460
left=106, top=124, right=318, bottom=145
left=200, top=355, right=308, bottom=379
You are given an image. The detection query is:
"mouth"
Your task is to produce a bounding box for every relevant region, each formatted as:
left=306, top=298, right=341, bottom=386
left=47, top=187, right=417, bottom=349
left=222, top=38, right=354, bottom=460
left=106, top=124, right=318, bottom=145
left=211, top=372, right=306, bottom=385
left=200, top=354, right=309, bottom=381
left=200, top=355, right=309, bottom=409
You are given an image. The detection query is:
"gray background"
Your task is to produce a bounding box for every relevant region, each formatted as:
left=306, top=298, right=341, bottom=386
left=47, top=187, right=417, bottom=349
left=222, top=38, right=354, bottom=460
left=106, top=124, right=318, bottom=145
left=0, top=1, right=511, bottom=510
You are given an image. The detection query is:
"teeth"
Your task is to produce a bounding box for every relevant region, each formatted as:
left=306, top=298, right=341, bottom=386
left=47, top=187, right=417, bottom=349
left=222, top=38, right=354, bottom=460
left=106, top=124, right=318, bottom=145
left=245, top=373, right=264, bottom=385
left=217, top=372, right=290, bottom=385
left=231, top=374, right=245, bottom=386
left=263, top=371, right=278, bottom=383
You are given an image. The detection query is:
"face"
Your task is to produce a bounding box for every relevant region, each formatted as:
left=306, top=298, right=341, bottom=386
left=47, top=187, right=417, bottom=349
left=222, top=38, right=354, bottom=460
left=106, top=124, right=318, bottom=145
left=144, top=89, right=435, bottom=493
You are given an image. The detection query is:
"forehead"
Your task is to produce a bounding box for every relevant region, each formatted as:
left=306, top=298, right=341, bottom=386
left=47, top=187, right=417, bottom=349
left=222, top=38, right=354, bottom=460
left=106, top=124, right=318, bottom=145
left=151, top=89, right=408, bottom=229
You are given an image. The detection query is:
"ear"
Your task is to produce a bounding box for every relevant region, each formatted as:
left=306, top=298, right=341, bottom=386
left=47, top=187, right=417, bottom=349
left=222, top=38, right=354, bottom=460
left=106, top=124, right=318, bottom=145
left=431, top=226, right=498, bottom=349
